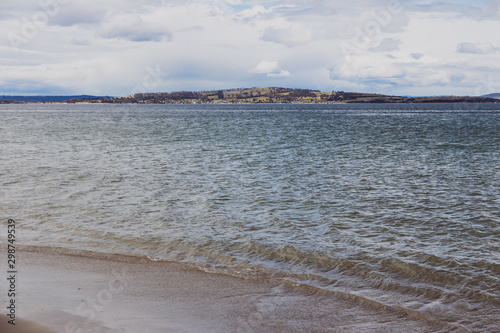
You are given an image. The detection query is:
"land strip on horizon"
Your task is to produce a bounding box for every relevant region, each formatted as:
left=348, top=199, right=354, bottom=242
left=1, top=87, right=499, bottom=104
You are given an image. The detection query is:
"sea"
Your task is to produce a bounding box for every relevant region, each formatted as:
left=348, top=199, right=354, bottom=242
left=1, top=103, right=499, bottom=331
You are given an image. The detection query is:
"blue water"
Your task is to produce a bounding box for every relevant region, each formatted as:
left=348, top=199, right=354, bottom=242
left=1, top=103, right=499, bottom=331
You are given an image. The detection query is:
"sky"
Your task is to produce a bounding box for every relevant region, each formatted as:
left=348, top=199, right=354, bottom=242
left=1, top=0, right=499, bottom=96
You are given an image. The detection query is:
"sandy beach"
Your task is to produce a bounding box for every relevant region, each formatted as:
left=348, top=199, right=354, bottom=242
left=0, top=246, right=447, bottom=333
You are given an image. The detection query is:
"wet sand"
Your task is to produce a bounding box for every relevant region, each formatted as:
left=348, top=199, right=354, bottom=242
left=0, top=318, right=54, bottom=333
left=1, top=246, right=443, bottom=332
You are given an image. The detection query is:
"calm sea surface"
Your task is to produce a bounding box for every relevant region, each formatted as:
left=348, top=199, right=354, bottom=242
left=1, top=103, right=499, bottom=331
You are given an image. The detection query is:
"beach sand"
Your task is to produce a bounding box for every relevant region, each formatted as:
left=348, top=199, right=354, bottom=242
left=1, top=246, right=442, bottom=332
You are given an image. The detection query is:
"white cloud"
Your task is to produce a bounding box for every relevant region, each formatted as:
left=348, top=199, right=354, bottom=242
left=411, top=0, right=500, bottom=21
left=269, top=70, right=292, bottom=78
left=50, top=5, right=106, bottom=27
left=457, top=42, right=498, bottom=54
left=261, top=25, right=315, bottom=47
left=236, top=5, right=271, bottom=20
left=70, top=37, right=90, bottom=46
left=100, top=14, right=172, bottom=42
left=369, top=38, right=402, bottom=52
left=251, top=61, right=292, bottom=78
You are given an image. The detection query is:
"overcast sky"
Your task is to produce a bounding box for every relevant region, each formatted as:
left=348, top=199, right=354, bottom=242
left=1, top=0, right=499, bottom=96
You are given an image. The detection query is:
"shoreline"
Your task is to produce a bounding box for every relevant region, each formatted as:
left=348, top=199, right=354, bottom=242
left=0, top=245, right=445, bottom=332
left=2, top=86, right=499, bottom=105
left=2, top=100, right=500, bottom=104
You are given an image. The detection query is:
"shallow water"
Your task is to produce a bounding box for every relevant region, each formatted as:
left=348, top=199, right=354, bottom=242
left=1, top=103, right=499, bottom=331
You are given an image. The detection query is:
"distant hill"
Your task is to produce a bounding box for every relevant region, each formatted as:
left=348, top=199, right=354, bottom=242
left=2, top=89, right=499, bottom=104
left=482, top=93, right=500, bottom=99
left=0, top=95, right=107, bottom=103
left=68, top=87, right=326, bottom=104
left=122, top=89, right=499, bottom=104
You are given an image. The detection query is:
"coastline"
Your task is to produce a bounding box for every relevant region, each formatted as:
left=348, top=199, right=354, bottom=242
left=1, top=86, right=499, bottom=105
left=1, top=245, right=446, bottom=333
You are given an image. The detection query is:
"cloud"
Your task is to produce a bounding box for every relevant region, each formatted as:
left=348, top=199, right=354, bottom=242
left=70, top=37, right=90, bottom=46
left=411, top=53, right=424, bottom=60
left=176, top=25, right=203, bottom=33
left=50, top=6, right=106, bottom=27
left=369, top=38, right=401, bottom=52
left=412, top=1, right=500, bottom=21
left=236, top=4, right=272, bottom=21
left=457, top=42, right=498, bottom=54
left=261, top=25, right=315, bottom=47
left=459, top=0, right=500, bottom=21
left=251, top=61, right=292, bottom=78
left=100, top=15, right=172, bottom=42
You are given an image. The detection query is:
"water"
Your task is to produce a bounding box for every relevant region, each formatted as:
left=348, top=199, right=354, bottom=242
left=1, top=103, right=499, bottom=331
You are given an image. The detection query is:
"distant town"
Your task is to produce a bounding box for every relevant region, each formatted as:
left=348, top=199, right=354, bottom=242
left=1, top=88, right=499, bottom=104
